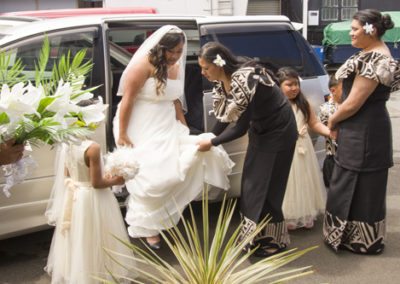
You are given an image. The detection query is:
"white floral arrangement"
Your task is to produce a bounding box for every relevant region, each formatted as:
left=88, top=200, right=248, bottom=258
left=213, top=54, right=226, bottom=67
left=104, top=147, right=140, bottom=182
left=0, top=37, right=106, bottom=197
left=363, top=22, right=374, bottom=35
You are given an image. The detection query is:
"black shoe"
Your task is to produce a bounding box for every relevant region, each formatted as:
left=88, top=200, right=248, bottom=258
left=253, top=245, right=286, bottom=258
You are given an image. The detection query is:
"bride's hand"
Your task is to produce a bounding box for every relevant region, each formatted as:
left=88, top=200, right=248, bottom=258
left=117, top=135, right=134, bottom=147
left=197, top=139, right=212, bottom=152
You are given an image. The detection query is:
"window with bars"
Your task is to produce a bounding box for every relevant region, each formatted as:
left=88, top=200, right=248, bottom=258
left=78, top=0, right=102, bottom=8
left=341, top=0, right=358, bottom=20
left=321, top=0, right=339, bottom=21
left=321, top=0, right=358, bottom=21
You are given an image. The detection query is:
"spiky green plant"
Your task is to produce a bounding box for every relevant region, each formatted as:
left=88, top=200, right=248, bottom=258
left=101, top=190, right=317, bottom=284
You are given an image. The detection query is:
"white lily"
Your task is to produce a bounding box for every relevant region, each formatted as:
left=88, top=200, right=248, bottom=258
left=46, top=81, right=80, bottom=114
left=0, top=82, right=42, bottom=123
left=70, top=91, right=94, bottom=105
left=79, top=96, right=108, bottom=124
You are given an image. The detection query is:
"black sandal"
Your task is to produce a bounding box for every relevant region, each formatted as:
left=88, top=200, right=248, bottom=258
left=253, top=241, right=286, bottom=258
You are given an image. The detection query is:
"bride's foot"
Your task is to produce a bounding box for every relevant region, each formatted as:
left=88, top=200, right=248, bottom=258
left=145, top=235, right=161, bottom=250
left=304, top=220, right=314, bottom=229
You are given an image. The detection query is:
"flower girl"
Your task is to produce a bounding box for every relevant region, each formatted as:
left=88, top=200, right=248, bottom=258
left=44, top=138, right=137, bottom=283
left=277, top=67, right=330, bottom=230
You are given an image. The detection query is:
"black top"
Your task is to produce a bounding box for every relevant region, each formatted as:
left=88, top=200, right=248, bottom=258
left=335, top=51, right=400, bottom=171
left=211, top=82, right=297, bottom=153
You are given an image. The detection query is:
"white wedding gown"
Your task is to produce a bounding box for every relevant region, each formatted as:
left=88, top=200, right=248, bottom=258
left=113, top=78, right=235, bottom=237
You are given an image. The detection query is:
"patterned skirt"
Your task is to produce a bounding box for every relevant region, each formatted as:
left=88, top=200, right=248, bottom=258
left=323, top=164, right=388, bottom=254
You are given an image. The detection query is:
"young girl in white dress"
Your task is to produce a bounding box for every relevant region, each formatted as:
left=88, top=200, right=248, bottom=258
left=44, top=139, right=136, bottom=283
left=277, top=67, right=330, bottom=230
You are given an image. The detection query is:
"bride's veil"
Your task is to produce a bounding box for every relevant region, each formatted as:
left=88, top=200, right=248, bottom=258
left=116, top=25, right=188, bottom=111
left=45, top=143, right=67, bottom=225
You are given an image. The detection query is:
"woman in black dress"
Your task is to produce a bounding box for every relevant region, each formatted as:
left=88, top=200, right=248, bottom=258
left=323, top=9, right=400, bottom=254
left=197, top=42, right=298, bottom=257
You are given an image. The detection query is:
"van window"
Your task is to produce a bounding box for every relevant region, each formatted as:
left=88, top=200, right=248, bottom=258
left=4, top=30, right=96, bottom=84
left=200, top=23, right=326, bottom=77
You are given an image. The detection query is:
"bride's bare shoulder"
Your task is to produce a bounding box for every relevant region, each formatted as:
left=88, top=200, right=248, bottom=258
left=126, top=57, right=153, bottom=80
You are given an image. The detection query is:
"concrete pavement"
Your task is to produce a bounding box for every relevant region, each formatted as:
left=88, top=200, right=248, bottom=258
left=1, top=93, right=399, bottom=284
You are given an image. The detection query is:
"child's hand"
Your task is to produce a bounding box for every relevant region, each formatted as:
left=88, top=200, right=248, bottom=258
left=329, top=129, right=338, bottom=140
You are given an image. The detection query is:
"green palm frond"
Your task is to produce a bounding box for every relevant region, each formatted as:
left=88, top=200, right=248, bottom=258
left=32, top=35, right=95, bottom=97
left=34, top=36, right=50, bottom=87
left=52, top=126, right=94, bottom=143
left=0, top=50, right=26, bottom=87
left=12, top=116, right=95, bottom=146
left=104, top=189, right=316, bottom=283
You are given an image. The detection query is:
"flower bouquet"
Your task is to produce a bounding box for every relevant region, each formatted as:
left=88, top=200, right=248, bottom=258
left=104, top=147, right=140, bottom=193
left=0, top=37, right=106, bottom=197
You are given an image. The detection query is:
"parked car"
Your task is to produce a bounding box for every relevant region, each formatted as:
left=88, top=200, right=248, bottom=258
left=0, top=15, right=40, bottom=38
left=0, top=6, right=157, bottom=18
left=0, top=14, right=328, bottom=240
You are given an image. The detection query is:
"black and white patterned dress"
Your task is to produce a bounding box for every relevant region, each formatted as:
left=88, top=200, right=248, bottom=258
left=323, top=51, right=400, bottom=254
left=210, top=66, right=298, bottom=251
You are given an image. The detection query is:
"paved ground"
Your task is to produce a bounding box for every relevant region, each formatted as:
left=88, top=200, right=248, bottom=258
left=0, top=93, right=399, bottom=283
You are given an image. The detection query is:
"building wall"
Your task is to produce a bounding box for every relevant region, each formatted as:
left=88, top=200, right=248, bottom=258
left=301, top=0, right=400, bottom=45
left=103, top=0, right=249, bottom=16
left=360, top=0, right=400, bottom=10
left=0, top=0, right=76, bottom=13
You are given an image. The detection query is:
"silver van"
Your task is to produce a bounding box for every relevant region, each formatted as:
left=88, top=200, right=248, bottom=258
left=0, top=14, right=328, bottom=239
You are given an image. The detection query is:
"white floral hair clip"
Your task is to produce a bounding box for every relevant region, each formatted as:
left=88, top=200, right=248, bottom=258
left=363, top=22, right=374, bottom=35
left=213, top=54, right=226, bottom=67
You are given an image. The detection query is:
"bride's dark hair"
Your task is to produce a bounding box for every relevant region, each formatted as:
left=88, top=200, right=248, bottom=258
left=149, top=30, right=185, bottom=95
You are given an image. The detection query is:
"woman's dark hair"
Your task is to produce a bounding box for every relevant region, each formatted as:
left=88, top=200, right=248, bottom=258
left=276, top=67, right=311, bottom=123
left=198, top=42, right=244, bottom=76
left=353, top=9, right=394, bottom=38
left=149, top=29, right=185, bottom=95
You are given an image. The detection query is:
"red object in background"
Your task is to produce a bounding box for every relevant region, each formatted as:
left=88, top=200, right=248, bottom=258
left=0, top=7, right=157, bottom=19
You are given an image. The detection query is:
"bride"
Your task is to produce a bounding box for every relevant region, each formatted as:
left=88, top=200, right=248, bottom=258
left=113, top=25, right=234, bottom=249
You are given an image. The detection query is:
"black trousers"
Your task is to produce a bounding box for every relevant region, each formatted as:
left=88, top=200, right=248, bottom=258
left=240, top=144, right=295, bottom=224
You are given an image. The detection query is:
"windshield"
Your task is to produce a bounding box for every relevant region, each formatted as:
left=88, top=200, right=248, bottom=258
left=200, top=23, right=326, bottom=77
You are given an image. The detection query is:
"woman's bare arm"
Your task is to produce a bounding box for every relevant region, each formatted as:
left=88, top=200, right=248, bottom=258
left=118, top=58, right=151, bottom=147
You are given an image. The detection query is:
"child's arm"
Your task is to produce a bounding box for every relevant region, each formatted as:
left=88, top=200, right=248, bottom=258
left=318, top=103, right=329, bottom=126
left=307, top=105, right=330, bottom=137
left=85, top=143, right=125, bottom=189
